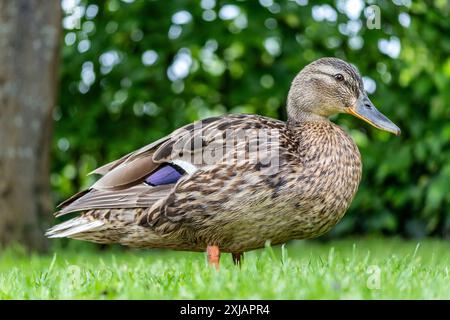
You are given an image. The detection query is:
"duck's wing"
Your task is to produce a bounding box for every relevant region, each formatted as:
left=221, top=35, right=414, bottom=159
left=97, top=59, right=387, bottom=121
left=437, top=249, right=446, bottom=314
left=56, top=116, right=221, bottom=216
left=88, top=116, right=225, bottom=178
left=89, top=115, right=223, bottom=191
left=88, top=135, right=171, bottom=176
left=55, top=114, right=286, bottom=218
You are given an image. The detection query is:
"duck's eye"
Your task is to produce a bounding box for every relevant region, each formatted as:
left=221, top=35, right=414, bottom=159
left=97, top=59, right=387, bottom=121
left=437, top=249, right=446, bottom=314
left=334, top=73, right=344, bottom=81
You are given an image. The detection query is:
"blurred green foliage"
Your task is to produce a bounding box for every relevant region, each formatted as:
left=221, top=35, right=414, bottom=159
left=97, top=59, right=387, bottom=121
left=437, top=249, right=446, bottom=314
left=53, top=0, right=450, bottom=238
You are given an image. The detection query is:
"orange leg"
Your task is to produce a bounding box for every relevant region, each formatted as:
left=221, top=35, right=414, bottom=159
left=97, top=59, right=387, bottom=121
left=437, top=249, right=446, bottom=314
left=232, top=252, right=244, bottom=267
left=206, top=245, right=221, bottom=269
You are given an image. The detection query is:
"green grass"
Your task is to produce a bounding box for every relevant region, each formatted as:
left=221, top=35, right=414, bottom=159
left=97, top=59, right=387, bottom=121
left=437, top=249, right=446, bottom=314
left=0, top=238, right=448, bottom=299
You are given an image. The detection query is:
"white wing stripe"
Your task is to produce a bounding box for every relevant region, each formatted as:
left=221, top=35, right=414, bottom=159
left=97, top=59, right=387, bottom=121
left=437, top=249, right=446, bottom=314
left=172, top=159, right=198, bottom=175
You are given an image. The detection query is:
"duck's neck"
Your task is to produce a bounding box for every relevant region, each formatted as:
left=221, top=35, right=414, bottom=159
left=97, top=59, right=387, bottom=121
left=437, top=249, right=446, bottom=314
left=286, top=111, right=330, bottom=129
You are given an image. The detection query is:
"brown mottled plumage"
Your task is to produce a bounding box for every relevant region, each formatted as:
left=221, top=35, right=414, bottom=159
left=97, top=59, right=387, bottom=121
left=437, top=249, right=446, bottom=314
left=47, top=58, right=400, bottom=267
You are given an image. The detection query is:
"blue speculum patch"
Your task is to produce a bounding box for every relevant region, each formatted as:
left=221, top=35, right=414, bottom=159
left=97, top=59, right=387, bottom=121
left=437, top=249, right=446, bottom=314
left=145, top=164, right=184, bottom=186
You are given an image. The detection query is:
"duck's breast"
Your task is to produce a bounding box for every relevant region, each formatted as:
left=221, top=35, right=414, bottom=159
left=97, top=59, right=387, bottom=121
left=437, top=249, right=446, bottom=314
left=285, top=121, right=362, bottom=239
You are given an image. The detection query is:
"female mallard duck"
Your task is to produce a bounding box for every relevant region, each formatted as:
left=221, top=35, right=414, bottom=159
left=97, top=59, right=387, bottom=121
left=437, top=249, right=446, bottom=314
left=47, top=58, right=400, bottom=268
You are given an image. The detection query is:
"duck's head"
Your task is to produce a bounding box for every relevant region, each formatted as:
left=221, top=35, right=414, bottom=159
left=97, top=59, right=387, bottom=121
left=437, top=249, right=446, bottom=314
left=287, top=57, right=400, bottom=135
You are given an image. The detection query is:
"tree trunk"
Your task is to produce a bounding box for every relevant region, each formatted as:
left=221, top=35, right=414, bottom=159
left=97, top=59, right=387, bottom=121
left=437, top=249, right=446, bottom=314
left=0, top=1, right=60, bottom=250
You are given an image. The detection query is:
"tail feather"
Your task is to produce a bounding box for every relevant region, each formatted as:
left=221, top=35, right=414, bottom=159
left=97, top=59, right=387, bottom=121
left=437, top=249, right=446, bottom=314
left=46, top=218, right=104, bottom=238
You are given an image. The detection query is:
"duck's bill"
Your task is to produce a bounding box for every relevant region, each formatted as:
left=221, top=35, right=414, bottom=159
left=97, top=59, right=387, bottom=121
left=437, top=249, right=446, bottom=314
left=348, top=95, right=401, bottom=136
